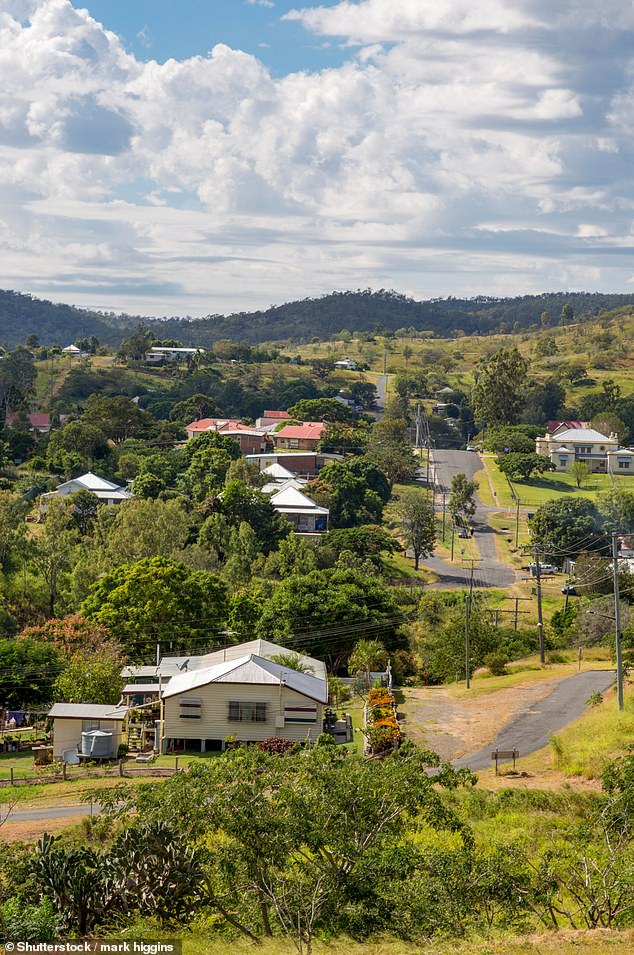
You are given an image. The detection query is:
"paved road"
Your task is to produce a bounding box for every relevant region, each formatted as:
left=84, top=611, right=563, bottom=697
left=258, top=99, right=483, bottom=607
left=453, top=670, right=616, bottom=771
left=374, top=374, right=388, bottom=418
left=0, top=802, right=98, bottom=823
left=422, top=448, right=517, bottom=588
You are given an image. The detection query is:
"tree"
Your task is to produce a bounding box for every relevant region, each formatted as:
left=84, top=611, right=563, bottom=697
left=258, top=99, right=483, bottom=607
left=0, top=638, right=60, bottom=707
left=540, top=310, right=551, bottom=328
left=118, top=324, right=154, bottom=362
left=256, top=566, right=402, bottom=668
left=0, top=490, right=26, bottom=571
left=529, top=498, right=603, bottom=560
left=596, top=489, right=634, bottom=534
left=47, top=421, right=109, bottom=472
left=348, top=639, right=388, bottom=688
left=306, top=460, right=387, bottom=528
left=106, top=498, right=191, bottom=565
left=269, top=652, right=315, bottom=675
left=31, top=498, right=79, bottom=615
left=448, top=473, right=477, bottom=523
left=396, top=489, right=436, bottom=570
left=366, top=414, right=416, bottom=484
left=471, top=348, right=528, bottom=427
left=569, top=460, right=590, bottom=488
left=82, top=395, right=154, bottom=444
left=497, top=453, right=554, bottom=482
left=169, top=394, right=218, bottom=424
left=18, top=616, right=119, bottom=660
left=318, top=525, right=400, bottom=568
left=54, top=645, right=125, bottom=705
left=288, top=397, right=354, bottom=423
left=560, top=302, right=574, bottom=325
left=0, top=348, right=37, bottom=416
left=69, top=490, right=99, bottom=535
left=216, top=481, right=291, bottom=552
left=402, top=344, right=413, bottom=367
left=82, top=557, right=227, bottom=655
left=348, top=380, right=378, bottom=409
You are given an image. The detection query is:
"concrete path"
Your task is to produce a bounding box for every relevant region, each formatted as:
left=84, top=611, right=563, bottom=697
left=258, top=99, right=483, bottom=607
left=422, top=448, right=517, bottom=588
left=453, top=669, right=616, bottom=771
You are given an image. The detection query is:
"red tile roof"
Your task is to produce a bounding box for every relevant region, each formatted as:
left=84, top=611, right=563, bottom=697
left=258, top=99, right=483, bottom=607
left=185, top=418, right=262, bottom=434
left=263, top=410, right=291, bottom=419
left=5, top=412, right=50, bottom=429
left=547, top=420, right=590, bottom=433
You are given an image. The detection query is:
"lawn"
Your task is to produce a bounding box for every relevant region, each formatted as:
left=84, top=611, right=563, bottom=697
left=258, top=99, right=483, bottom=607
left=482, top=455, right=634, bottom=508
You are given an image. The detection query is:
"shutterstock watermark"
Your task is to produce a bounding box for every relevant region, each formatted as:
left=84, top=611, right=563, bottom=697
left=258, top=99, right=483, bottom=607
left=2, top=942, right=182, bottom=954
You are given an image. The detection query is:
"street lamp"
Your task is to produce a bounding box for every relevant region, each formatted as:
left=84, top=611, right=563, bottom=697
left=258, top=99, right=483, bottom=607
left=585, top=610, right=624, bottom=711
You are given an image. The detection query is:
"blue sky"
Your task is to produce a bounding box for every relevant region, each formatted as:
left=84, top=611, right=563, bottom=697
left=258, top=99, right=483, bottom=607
left=2, top=1, right=634, bottom=317
left=79, top=1, right=347, bottom=75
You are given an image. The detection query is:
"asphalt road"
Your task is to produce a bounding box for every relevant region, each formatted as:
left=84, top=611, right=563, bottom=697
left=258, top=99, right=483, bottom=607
left=453, top=669, right=616, bottom=771
left=422, top=448, right=517, bottom=588
left=374, top=374, right=388, bottom=417
left=0, top=802, right=98, bottom=823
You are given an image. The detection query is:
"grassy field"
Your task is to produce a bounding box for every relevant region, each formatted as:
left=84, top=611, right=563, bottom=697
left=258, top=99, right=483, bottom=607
left=481, top=454, right=634, bottom=508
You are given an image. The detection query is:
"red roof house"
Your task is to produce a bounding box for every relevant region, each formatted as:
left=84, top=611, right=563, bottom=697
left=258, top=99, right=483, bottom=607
left=272, top=422, right=326, bottom=452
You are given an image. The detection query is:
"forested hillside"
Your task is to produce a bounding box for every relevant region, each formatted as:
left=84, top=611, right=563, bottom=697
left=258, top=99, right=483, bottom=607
left=2, top=287, right=634, bottom=348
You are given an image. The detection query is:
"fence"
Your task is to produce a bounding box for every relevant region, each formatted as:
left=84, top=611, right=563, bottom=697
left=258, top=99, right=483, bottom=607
left=0, top=760, right=179, bottom=789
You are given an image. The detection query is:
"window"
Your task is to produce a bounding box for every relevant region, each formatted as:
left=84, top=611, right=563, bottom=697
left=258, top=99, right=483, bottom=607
left=576, top=446, right=592, bottom=456
left=179, top=696, right=202, bottom=719
left=228, top=702, right=267, bottom=722
left=82, top=719, right=100, bottom=731
left=619, top=461, right=631, bottom=470
left=289, top=439, right=299, bottom=449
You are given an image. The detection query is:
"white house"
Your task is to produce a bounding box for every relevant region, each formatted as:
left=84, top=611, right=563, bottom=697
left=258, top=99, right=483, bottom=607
left=40, top=472, right=134, bottom=513
left=145, top=346, right=204, bottom=364
left=270, top=485, right=329, bottom=533
left=159, top=653, right=328, bottom=753
left=48, top=703, right=129, bottom=760
left=535, top=428, right=621, bottom=473
left=334, top=358, right=357, bottom=371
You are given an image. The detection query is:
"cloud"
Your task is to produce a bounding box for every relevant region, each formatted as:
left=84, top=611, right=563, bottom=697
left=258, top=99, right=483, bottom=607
left=1, top=0, right=634, bottom=316
left=245, top=0, right=274, bottom=8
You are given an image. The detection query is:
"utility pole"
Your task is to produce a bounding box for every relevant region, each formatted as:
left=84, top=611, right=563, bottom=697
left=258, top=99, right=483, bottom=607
left=465, top=562, right=475, bottom=689
left=441, top=492, right=446, bottom=541
left=612, top=532, right=624, bottom=712
left=534, top=545, right=545, bottom=664
left=515, top=498, right=521, bottom=549
left=450, top=518, right=455, bottom=561
left=383, top=348, right=387, bottom=375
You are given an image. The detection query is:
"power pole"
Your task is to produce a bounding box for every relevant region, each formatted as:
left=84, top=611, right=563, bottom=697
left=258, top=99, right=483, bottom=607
left=465, top=596, right=471, bottom=689
left=612, top=532, right=624, bottom=712
left=383, top=348, right=387, bottom=375
left=534, top=545, right=545, bottom=664
left=515, top=498, right=521, bottom=549
left=441, top=492, right=446, bottom=541
left=450, top=518, right=455, bottom=561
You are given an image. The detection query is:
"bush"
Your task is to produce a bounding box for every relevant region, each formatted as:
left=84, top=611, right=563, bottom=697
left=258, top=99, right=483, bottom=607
left=256, top=737, right=296, bottom=755
left=484, top=652, right=509, bottom=676
left=1, top=897, right=59, bottom=942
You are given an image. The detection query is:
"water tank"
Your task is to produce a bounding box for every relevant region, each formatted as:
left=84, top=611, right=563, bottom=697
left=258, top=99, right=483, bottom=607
left=81, top=729, right=114, bottom=758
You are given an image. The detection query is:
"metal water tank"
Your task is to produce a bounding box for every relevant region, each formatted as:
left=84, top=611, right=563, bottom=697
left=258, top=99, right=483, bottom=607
left=81, top=729, right=114, bottom=758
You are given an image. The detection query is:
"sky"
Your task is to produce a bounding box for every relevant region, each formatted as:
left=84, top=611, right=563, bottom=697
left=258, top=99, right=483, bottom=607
left=2, top=1, right=634, bottom=318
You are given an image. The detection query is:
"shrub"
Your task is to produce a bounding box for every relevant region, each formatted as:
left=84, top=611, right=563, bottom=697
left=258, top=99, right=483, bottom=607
left=484, top=652, right=509, bottom=676
left=256, top=737, right=295, bottom=755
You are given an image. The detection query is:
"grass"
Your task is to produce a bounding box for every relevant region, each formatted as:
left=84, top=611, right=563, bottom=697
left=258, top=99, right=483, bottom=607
left=483, top=455, right=634, bottom=508
left=173, top=931, right=634, bottom=955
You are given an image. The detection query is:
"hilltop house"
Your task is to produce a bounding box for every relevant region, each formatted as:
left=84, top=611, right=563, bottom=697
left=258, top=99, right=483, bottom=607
left=535, top=427, right=628, bottom=473
left=146, top=346, right=204, bottom=364
left=40, top=472, right=134, bottom=514
left=272, top=422, right=326, bottom=452
left=5, top=411, right=51, bottom=434
left=334, top=358, right=357, bottom=371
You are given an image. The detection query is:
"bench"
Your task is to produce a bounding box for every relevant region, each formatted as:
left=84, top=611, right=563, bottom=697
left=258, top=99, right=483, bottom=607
left=491, top=748, right=519, bottom=774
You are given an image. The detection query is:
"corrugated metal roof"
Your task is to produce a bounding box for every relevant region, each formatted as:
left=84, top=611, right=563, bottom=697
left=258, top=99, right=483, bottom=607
left=58, top=472, right=121, bottom=492
left=555, top=428, right=614, bottom=442
left=270, top=486, right=329, bottom=513
left=162, top=653, right=328, bottom=703
left=48, top=703, right=129, bottom=720
left=122, top=640, right=327, bottom=681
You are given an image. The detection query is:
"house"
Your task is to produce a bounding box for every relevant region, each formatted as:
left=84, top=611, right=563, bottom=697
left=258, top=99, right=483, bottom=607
left=40, top=472, right=134, bottom=512
left=536, top=428, right=621, bottom=473
left=270, top=485, right=329, bottom=533
left=121, top=638, right=327, bottom=685
left=5, top=412, right=51, bottom=434
left=184, top=418, right=270, bottom=455
left=273, top=422, right=326, bottom=452
left=145, top=346, right=204, bottom=364
left=607, top=447, right=634, bottom=473
left=159, top=653, right=328, bottom=753
left=245, top=452, right=343, bottom=479
left=61, top=344, right=84, bottom=357
left=334, top=358, right=357, bottom=371
left=255, top=410, right=292, bottom=428
left=47, top=703, right=129, bottom=760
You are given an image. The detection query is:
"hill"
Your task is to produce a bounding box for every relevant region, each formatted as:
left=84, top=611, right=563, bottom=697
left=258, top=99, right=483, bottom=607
left=2, top=287, right=634, bottom=348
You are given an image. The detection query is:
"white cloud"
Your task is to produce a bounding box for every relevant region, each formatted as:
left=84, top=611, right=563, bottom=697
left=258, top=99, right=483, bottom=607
left=0, top=0, right=634, bottom=316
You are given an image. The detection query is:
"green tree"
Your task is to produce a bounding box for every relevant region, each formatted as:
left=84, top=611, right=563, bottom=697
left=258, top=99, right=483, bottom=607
left=288, top=397, right=354, bottom=423
left=82, top=556, right=227, bottom=654
left=560, top=302, right=574, bottom=325
left=82, top=395, right=154, bottom=444
left=448, top=473, right=478, bottom=523
left=54, top=645, right=125, bottom=705
left=47, top=421, right=110, bottom=471
left=318, top=525, right=400, bottom=568
left=0, top=490, right=26, bottom=571
left=529, top=498, right=603, bottom=560
left=105, top=498, right=191, bottom=565
left=69, top=489, right=99, bottom=535
left=497, top=453, right=554, bottom=481
left=223, top=521, right=262, bottom=585
left=306, top=460, right=387, bottom=528
left=569, top=460, right=590, bottom=489
left=472, top=348, right=528, bottom=427
left=0, top=638, right=60, bottom=707
left=396, top=488, right=436, bottom=570
left=169, top=394, right=218, bottom=424
left=596, top=488, right=634, bottom=534
left=348, top=638, right=388, bottom=688
left=216, top=481, right=291, bottom=552
left=31, top=498, right=79, bottom=615
left=366, top=409, right=416, bottom=483
left=269, top=652, right=315, bottom=674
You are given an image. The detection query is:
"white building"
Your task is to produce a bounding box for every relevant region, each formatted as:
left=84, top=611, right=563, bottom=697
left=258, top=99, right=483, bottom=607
left=270, top=485, right=329, bottom=533
left=146, top=346, right=204, bottom=363
left=334, top=358, right=358, bottom=371
left=41, top=472, right=134, bottom=510
left=48, top=703, right=129, bottom=760
left=536, top=427, right=621, bottom=474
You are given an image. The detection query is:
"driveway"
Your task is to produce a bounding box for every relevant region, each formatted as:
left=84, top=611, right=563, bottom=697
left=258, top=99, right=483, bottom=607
left=422, top=448, right=516, bottom=588
left=453, top=669, right=616, bottom=771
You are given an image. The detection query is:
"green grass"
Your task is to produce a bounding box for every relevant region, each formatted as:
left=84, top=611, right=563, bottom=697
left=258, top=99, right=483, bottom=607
left=483, top=455, right=634, bottom=508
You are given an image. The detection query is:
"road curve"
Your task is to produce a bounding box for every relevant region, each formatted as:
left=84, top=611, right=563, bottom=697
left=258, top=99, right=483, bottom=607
left=453, top=669, right=616, bottom=771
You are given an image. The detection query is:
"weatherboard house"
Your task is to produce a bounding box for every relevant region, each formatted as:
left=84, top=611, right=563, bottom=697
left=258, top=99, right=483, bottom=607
left=39, top=471, right=134, bottom=514
left=535, top=427, right=628, bottom=473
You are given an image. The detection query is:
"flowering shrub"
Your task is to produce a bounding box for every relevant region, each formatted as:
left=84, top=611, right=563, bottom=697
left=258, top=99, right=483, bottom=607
left=256, top=737, right=296, bottom=755
left=365, top=688, right=401, bottom=753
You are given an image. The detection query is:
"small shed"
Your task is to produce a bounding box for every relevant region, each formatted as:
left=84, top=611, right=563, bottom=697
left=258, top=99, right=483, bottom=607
left=47, top=703, right=129, bottom=759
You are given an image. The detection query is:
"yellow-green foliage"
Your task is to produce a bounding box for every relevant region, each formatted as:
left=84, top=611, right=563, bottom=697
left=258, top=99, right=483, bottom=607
left=550, top=687, right=634, bottom=778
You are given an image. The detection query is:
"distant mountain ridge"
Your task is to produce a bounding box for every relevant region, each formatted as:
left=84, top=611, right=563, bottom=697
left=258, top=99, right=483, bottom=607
left=1, top=287, right=633, bottom=349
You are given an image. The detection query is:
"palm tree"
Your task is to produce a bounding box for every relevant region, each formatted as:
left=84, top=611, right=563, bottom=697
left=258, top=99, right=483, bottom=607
left=348, top=639, right=388, bottom=689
